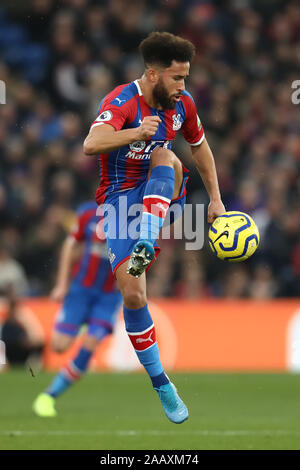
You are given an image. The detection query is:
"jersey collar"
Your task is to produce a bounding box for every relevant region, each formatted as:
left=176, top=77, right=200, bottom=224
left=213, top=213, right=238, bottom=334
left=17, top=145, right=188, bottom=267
left=134, top=80, right=143, bottom=96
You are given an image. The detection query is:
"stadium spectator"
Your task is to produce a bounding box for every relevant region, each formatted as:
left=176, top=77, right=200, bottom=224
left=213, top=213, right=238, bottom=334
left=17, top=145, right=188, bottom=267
left=0, top=243, right=29, bottom=297
left=0, top=287, right=45, bottom=367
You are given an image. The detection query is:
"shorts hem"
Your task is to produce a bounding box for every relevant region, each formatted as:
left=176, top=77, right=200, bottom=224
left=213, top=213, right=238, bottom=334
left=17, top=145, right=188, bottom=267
left=112, top=247, right=161, bottom=275
left=55, top=324, right=79, bottom=337
left=112, top=255, right=131, bottom=274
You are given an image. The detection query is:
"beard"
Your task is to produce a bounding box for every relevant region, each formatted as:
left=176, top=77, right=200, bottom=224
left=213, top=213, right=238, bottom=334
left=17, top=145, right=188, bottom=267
left=152, top=77, right=175, bottom=110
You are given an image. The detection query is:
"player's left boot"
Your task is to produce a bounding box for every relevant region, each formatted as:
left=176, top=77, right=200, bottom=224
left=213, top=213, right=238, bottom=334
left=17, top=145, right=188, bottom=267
left=154, top=382, right=189, bottom=424
left=127, top=240, right=155, bottom=278
left=32, top=393, right=57, bottom=417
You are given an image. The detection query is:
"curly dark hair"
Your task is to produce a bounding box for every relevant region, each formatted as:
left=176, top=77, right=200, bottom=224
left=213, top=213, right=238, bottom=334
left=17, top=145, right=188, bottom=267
left=139, top=31, right=195, bottom=68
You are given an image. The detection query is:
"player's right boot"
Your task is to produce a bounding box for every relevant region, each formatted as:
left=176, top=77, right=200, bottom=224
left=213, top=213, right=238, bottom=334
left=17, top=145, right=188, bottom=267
left=154, top=382, right=189, bottom=424
left=32, top=393, right=57, bottom=417
left=127, top=240, right=155, bottom=278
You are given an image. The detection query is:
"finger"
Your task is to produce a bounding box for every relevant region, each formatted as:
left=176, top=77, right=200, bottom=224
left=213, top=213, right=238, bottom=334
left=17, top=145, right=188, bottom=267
left=145, top=116, right=161, bottom=121
left=146, top=127, right=159, bottom=135
left=207, top=212, right=214, bottom=224
left=142, top=122, right=158, bottom=129
left=144, top=116, right=161, bottom=123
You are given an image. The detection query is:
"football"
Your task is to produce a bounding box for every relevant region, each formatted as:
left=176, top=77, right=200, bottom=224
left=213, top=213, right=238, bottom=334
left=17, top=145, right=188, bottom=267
left=208, top=211, right=260, bottom=262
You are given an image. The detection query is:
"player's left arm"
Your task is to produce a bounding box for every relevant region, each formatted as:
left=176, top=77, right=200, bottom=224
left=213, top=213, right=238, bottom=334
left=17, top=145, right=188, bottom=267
left=191, top=140, right=225, bottom=223
left=181, top=93, right=225, bottom=223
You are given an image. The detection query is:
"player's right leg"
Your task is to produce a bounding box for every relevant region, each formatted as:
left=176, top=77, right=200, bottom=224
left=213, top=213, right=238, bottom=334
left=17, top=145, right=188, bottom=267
left=116, top=261, right=188, bottom=424
left=127, top=147, right=183, bottom=278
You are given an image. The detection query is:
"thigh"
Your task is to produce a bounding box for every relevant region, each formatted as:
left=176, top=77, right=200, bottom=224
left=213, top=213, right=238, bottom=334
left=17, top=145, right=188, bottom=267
left=171, top=153, right=183, bottom=199
left=166, top=167, right=189, bottom=226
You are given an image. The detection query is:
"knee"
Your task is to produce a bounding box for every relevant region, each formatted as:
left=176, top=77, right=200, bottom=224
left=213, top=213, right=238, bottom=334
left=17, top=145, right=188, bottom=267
left=51, top=342, right=68, bottom=354
left=122, top=285, right=147, bottom=309
left=83, top=335, right=99, bottom=352
left=150, top=147, right=177, bottom=169
left=51, top=335, right=73, bottom=353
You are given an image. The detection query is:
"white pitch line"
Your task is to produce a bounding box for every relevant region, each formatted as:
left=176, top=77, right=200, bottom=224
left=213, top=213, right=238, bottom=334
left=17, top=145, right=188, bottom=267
left=1, top=430, right=298, bottom=437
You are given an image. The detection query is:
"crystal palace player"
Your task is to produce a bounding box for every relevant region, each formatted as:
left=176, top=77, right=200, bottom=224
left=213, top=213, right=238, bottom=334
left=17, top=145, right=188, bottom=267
left=83, top=32, right=225, bottom=423
left=33, top=201, right=122, bottom=417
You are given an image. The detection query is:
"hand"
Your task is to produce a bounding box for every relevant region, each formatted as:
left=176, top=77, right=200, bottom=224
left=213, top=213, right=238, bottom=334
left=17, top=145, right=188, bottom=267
left=50, top=284, right=68, bottom=302
left=137, top=116, right=161, bottom=140
left=207, top=199, right=226, bottom=224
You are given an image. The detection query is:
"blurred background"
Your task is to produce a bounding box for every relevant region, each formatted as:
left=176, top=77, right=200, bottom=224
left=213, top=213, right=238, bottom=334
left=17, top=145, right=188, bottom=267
left=0, top=0, right=299, bottom=301
left=0, top=0, right=299, bottom=303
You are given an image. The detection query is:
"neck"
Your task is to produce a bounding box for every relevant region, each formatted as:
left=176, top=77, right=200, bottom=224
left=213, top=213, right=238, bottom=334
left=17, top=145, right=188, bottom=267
left=138, top=75, right=161, bottom=109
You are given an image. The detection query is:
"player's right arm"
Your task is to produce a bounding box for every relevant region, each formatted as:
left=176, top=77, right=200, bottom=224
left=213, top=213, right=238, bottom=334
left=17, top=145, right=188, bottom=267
left=83, top=116, right=161, bottom=155
left=50, top=236, right=82, bottom=302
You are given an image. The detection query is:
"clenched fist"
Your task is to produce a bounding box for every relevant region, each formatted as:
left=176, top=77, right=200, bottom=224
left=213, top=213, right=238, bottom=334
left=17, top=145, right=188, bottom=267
left=207, top=199, right=226, bottom=224
left=136, top=116, right=161, bottom=140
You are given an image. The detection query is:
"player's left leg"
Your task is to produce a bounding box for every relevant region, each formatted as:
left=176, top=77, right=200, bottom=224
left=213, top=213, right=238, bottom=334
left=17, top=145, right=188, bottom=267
left=116, top=261, right=188, bottom=424
left=127, top=147, right=183, bottom=277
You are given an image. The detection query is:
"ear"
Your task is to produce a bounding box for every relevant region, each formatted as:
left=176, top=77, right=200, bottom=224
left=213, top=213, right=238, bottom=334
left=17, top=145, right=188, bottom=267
left=146, top=67, right=160, bottom=84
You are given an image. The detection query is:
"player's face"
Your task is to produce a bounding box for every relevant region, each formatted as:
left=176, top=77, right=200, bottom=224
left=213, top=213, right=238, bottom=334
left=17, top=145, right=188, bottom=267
left=153, top=61, right=190, bottom=109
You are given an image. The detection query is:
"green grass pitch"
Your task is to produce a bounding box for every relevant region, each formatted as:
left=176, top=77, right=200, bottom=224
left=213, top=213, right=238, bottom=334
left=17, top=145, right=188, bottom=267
left=1, top=370, right=300, bottom=450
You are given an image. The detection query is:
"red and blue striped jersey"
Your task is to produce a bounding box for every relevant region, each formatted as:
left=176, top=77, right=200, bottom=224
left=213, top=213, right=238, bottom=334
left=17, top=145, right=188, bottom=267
left=70, top=201, right=117, bottom=292
left=90, top=80, right=205, bottom=205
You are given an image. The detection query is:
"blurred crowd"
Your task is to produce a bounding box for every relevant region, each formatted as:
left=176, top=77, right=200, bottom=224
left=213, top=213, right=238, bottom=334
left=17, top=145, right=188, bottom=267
left=0, top=0, right=299, bottom=299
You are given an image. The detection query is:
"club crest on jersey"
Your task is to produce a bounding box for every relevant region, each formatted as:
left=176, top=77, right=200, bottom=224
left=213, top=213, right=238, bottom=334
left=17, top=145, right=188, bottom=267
left=172, top=113, right=182, bottom=131
left=96, top=110, right=113, bottom=122
left=129, top=141, right=146, bottom=152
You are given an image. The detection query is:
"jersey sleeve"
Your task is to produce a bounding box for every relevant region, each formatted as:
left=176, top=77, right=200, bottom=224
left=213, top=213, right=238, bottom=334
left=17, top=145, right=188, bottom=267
left=69, top=211, right=85, bottom=242
left=181, top=93, right=205, bottom=146
left=90, top=94, right=135, bottom=132
left=90, top=106, right=126, bottom=132
left=69, top=203, right=93, bottom=242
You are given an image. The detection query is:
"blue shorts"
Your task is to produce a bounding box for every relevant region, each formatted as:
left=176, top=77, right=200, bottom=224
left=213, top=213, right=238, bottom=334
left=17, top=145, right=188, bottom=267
left=55, top=283, right=122, bottom=340
left=103, top=170, right=189, bottom=273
